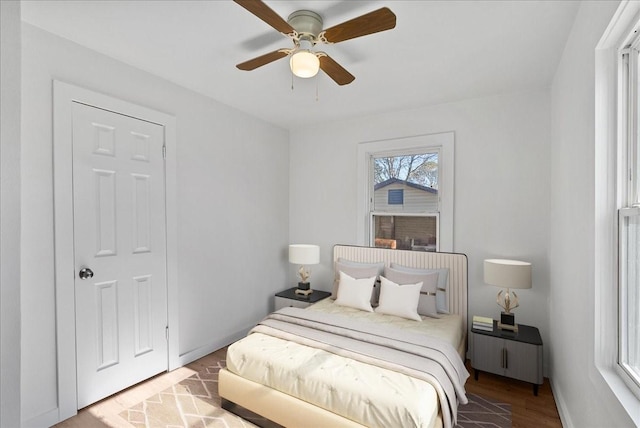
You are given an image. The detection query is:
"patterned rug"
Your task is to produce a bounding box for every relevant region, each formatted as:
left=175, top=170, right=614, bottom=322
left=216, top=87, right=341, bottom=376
left=119, top=357, right=255, bottom=428
left=457, top=394, right=511, bottom=428
left=120, top=354, right=511, bottom=428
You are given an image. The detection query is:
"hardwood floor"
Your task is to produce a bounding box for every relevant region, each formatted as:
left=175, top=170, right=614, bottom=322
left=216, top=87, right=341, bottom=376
left=464, top=359, right=563, bottom=428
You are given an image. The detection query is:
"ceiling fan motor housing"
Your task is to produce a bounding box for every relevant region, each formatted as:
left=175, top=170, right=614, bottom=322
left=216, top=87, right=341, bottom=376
left=288, top=10, right=323, bottom=40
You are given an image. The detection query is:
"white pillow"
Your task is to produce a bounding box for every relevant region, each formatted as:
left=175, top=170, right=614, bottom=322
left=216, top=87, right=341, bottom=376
left=374, top=276, right=423, bottom=321
left=334, top=271, right=376, bottom=312
left=383, top=267, right=439, bottom=317
left=332, top=261, right=381, bottom=303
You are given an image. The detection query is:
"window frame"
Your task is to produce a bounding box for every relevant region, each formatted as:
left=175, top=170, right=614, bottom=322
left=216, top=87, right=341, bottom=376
left=617, top=39, right=640, bottom=399
left=617, top=206, right=640, bottom=397
left=594, top=2, right=640, bottom=422
left=356, top=132, right=454, bottom=252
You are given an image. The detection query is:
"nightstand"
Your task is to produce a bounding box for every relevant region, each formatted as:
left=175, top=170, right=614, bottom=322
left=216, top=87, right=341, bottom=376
left=274, top=288, right=331, bottom=311
left=471, top=320, right=543, bottom=395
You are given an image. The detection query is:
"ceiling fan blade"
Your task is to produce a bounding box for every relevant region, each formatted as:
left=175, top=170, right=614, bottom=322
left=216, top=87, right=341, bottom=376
left=237, top=49, right=289, bottom=71
left=322, top=7, right=396, bottom=44
left=319, top=55, right=355, bottom=86
left=234, top=0, right=295, bottom=35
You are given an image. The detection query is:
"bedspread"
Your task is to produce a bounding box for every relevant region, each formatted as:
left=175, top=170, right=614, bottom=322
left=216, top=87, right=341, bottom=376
left=251, top=307, right=469, bottom=428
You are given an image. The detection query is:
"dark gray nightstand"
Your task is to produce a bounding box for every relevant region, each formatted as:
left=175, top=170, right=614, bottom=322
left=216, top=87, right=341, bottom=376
left=471, top=320, right=543, bottom=395
left=274, top=288, right=331, bottom=311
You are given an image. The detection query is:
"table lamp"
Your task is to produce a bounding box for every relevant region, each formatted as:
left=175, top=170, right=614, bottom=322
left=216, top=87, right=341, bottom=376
left=289, top=244, right=320, bottom=296
left=484, top=259, right=532, bottom=332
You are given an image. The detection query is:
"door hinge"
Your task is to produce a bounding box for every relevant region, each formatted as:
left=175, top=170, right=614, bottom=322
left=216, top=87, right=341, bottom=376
left=162, top=145, right=166, bottom=159
left=165, top=326, right=169, bottom=340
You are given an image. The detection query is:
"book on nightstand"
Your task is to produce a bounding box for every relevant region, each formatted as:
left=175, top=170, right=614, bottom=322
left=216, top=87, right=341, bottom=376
left=472, top=315, right=494, bottom=331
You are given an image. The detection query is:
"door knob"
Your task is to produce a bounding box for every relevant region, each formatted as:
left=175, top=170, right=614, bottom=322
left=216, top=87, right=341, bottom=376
left=79, top=267, right=94, bottom=280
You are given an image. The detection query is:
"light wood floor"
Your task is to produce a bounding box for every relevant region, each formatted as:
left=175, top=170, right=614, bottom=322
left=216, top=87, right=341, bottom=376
left=464, top=359, right=563, bottom=428
left=55, top=349, right=563, bottom=427
left=54, top=348, right=229, bottom=428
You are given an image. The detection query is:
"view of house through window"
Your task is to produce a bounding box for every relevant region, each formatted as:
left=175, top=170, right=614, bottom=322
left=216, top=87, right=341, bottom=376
left=370, top=152, right=439, bottom=251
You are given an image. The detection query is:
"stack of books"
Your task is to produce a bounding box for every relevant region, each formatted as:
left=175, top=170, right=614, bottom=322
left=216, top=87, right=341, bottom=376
left=473, top=315, right=494, bottom=331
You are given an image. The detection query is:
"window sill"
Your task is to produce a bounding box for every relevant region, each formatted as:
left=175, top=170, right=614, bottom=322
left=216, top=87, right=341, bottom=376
left=597, top=365, right=640, bottom=426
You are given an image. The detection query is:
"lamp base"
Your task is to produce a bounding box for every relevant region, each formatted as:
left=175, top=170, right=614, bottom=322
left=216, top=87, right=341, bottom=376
left=500, top=312, right=515, bottom=325
left=498, top=312, right=518, bottom=332
left=297, top=282, right=310, bottom=291
left=497, top=322, right=518, bottom=332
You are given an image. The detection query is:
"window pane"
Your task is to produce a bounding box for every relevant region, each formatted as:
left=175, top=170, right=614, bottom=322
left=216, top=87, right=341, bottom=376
left=373, top=215, right=437, bottom=251
left=373, top=152, right=438, bottom=213
left=620, top=209, right=640, bottom=386
left=387, top=189, right=404, bottom=205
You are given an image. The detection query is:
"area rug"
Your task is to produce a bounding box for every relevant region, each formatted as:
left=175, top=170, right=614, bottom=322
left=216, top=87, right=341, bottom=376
left=456, top=394, right=511, bottom=428
left=120, top=353, right=511, bottom=428
left=119, top=357, right=258, bottom=428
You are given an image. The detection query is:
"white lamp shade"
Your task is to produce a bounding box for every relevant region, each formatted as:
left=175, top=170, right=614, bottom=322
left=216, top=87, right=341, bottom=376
left=484, top=259, right=531, bottom=289
left=289, top=244, right=320, bottom=265
left=290, top=50, right=320, bottom=78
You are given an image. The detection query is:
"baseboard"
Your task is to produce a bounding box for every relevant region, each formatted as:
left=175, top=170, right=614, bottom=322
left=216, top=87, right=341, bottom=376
left=22, top=406, right=60, bottom=428
left=549, top=377, right=574, bottom=428
left=177, top=327, right=250, bottom=367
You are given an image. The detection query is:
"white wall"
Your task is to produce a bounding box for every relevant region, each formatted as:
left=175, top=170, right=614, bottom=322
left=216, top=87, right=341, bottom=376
left=549, top=1, right=636, bottom=427
left=289, top=90, right=551, bottom=367
left=20, top=23, right=289, bottom=426
left=1, top=2, right=22, bottom=428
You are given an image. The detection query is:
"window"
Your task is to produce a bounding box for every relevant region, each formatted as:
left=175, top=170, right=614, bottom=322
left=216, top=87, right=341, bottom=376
left=387, top=189, right=404, bottom=205
left=595, top=3, right=640, bottom=420
left=618, top=33, right=640, bottom=398
left=356, top=132, right=454, bottom=252
left=371, top=152, right=439, bottom=251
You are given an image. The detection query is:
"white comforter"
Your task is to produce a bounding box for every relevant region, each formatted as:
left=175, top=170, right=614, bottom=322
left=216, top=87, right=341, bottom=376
left=226, top=300, right=467, bottom=428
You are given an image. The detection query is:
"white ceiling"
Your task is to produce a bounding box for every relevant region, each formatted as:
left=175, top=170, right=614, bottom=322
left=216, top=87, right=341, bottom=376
left=21, top=0, right=580, bottom=130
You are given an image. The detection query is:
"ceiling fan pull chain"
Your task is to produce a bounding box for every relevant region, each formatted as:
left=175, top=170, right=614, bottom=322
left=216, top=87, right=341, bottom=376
left=291, top=72, right=294, bottom=91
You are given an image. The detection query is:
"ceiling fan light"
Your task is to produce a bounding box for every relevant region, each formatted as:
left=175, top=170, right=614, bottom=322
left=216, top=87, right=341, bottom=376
left=290, top=50, right=320, bottom=78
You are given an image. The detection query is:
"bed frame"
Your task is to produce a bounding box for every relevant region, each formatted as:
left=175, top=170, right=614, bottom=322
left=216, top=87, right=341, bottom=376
left=220, top=245, right=468, bottom=428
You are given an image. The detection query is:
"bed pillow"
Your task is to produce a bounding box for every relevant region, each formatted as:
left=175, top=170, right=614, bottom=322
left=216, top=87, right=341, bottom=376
left=384, top=267, right=439, bottom=317
left=334, top=271, right=376, bottom=312
left=390, top=263, right=450, bottom=314
left=332, top=260, right=384, bottom=304
left=374, top=276, right=422, bottom=321
left=337, top=258, right=385, bottom=275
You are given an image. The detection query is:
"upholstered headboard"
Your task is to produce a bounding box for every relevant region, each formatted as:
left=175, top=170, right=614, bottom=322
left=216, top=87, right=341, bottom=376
left=333, top=245, right=468, bottom=329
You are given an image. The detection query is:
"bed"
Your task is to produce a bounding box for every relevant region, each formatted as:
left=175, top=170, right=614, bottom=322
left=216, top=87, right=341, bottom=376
left=220, top=245, right=469, bottom=428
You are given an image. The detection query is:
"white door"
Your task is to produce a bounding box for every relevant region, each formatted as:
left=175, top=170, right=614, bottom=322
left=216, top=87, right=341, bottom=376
left=72, top=102, right=168, bottom=408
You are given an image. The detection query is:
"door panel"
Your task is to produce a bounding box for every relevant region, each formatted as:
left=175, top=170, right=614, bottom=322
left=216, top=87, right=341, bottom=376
left=72, top=102, right=168, bottom=408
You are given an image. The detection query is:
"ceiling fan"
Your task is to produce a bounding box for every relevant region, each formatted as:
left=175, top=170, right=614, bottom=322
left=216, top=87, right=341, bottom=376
left=234, top=0, right=396, bottom=85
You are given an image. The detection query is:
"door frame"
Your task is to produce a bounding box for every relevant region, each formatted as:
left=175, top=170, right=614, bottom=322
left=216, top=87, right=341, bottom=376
left=52, top=81, right=179, bottom=421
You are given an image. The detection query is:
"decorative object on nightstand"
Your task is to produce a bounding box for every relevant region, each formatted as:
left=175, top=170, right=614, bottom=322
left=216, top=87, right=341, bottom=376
left=472, top=315, right=494, bottom=332
left=484, top=259, right=532, bottom=332
left=289, top=244, right=320, bottom=296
